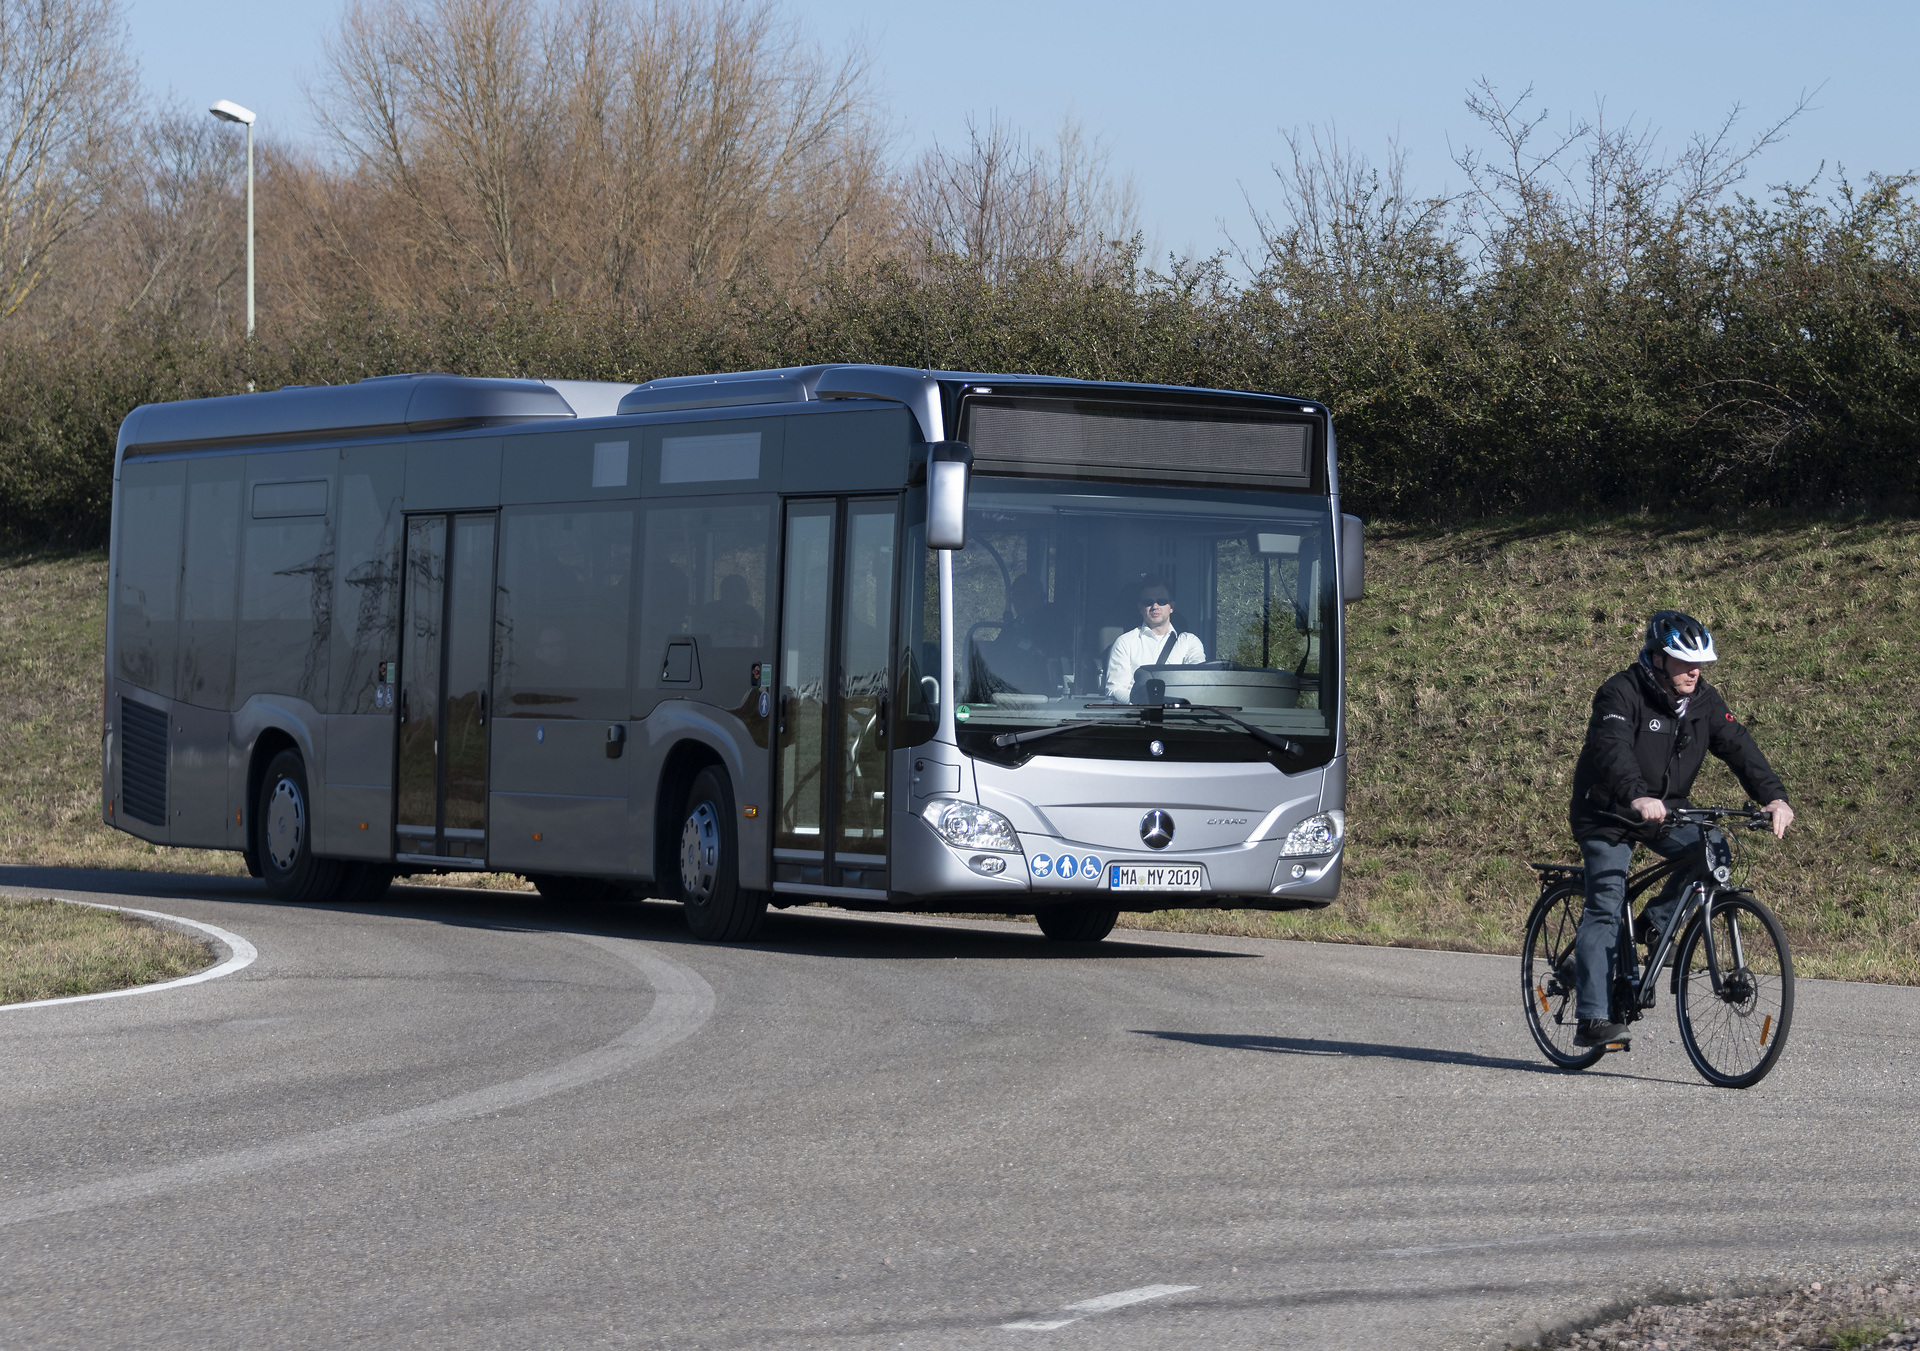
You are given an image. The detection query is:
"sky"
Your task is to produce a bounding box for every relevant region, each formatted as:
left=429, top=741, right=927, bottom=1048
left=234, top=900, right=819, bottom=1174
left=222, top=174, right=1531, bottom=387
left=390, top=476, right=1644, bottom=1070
left=130, top=0, right=1920, bottom=263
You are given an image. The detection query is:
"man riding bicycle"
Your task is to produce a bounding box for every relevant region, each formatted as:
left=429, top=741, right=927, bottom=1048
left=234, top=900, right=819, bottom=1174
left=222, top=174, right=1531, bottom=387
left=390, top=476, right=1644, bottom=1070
left=1568, top=611, right=1793, bottom=1047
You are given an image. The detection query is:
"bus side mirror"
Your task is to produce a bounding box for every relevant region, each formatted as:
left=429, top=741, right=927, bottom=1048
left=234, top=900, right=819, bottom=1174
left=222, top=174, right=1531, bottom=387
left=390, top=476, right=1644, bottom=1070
left=926, top=442, right=972, bottom=550
left=1340, top=514, right=1364, bottom=603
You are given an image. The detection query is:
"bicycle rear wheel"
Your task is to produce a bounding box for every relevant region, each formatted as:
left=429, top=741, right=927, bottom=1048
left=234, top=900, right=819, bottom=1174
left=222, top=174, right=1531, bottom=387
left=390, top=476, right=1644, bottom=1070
left=1522, top=884, right=1605, bottom=1071
left=1676, top=892, right=1793, bottom=1089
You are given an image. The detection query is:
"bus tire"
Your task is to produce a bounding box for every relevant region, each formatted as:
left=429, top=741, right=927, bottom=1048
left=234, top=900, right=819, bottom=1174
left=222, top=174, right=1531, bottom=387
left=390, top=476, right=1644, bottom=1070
left=677, top=766, right=765, bottom=942
left=1035, top=905, right=1119, bottom=943
left=256, top=749, right=344, bottom=904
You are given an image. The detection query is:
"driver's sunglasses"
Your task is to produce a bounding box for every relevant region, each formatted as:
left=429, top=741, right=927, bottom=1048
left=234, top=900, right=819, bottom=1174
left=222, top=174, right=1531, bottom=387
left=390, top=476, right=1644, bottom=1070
left=1139, top=596, right=1171, bottom=608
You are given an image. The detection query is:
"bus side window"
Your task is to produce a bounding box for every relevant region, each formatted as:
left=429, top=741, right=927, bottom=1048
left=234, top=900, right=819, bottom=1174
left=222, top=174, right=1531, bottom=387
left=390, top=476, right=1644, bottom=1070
left=332, top=449, right=405, bottom=716
left=495, top=506, right=634, bottom=721
left=237, top=467, right=334, bottom=708
left=115, top=460, right=187, bottom=698
left=637, top=500, right=771, bottom=707
left=178, top=457, right=242, bottom=710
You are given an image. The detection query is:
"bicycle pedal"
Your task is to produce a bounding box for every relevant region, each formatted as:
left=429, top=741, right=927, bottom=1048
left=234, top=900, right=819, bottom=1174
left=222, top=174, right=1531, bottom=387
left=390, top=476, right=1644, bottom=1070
left=1605, top=1039, right=1632, bottom=1052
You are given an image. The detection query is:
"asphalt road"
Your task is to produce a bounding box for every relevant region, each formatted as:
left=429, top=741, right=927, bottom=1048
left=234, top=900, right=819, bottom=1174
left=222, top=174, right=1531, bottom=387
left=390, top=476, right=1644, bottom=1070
left=2, top=866, right=1916, bottom=1350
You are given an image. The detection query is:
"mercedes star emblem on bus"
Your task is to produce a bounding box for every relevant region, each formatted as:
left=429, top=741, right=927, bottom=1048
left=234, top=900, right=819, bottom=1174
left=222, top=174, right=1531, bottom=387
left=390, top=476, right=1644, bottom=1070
left=1140, top=810, right=1175, bottom=849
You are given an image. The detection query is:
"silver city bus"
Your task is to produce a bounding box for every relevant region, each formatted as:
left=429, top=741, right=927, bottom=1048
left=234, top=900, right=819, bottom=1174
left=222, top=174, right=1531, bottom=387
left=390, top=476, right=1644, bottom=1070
left=103, top=365, right=1361, bottom=941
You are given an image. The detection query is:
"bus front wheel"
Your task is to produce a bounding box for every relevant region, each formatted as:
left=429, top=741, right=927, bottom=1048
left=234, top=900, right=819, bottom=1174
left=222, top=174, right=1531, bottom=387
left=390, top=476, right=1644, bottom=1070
left=677, top=767, right=766, bottom=942
left=257, top=749, right=344, bottom=904
left=1035, top=905, right=1119, bottom=943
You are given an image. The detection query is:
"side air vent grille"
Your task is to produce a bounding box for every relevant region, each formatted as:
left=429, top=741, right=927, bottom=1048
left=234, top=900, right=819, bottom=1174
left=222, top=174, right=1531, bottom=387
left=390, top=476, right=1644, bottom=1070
left=120, top=698, right=168, bottom=826
left=964, top=399, right=1314, bottom=489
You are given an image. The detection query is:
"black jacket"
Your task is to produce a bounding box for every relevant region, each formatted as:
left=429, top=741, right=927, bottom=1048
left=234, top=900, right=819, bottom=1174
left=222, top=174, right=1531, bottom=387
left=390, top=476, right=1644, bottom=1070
left=1569, top=662, right=1788, bottom=845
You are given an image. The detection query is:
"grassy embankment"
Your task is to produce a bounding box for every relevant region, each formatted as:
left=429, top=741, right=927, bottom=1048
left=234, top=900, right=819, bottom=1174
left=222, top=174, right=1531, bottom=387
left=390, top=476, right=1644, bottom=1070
left=1128, top=516, right=1920, bottom=984
left=4, top=521, right=1916, bottom=981
left=1, top=897, right=214, bottom=1004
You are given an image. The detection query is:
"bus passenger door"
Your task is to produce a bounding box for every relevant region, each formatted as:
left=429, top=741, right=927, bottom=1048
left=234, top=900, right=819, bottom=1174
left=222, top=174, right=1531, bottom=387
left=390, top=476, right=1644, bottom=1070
left=774, top=497, right=898, bottom=900
left=395, top=512, right=496, bottom=868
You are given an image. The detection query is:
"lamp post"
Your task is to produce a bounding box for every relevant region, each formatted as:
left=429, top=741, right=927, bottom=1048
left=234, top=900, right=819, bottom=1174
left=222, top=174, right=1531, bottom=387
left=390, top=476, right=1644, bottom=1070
left=209, top=100, right=256, bottom=338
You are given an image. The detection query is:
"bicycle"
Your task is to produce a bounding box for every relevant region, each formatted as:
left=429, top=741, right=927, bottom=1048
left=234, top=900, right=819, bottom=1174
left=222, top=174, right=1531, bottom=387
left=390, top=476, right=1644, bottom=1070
left=1521, top=806, right=1794, bottom=1088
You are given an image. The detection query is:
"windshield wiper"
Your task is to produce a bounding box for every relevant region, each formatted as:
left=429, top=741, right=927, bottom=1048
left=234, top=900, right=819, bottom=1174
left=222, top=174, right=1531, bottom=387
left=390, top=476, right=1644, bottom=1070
left=990, top=703, right=1302, bottom=756
left=1159, top=704, right=1304, bottom=756
left=990, top=719, right=1142, bottom=748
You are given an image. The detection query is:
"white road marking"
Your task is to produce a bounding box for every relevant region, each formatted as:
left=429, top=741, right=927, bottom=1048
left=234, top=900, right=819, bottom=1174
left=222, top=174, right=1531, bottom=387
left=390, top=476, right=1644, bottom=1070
left=1378, top=1227, right=1663, bottom=1257
left=1001, top=1284, right=1197, bottom=1330
left=1, top=900, right=257, bottom=1011
left=0, top=933, right=714, bottom=1227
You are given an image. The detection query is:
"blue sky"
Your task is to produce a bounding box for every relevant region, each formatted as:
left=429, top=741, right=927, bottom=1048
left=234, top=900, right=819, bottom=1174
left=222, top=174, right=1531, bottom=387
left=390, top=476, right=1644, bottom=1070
left=133, top=0, right=1918, bottom=262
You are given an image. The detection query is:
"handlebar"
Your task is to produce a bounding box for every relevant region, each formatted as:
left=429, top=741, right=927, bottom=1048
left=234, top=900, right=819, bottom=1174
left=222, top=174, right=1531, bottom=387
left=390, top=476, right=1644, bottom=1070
left=1666, top=805, right=1775, bottom=831
left=1596, top=804, right=1777, bottom=837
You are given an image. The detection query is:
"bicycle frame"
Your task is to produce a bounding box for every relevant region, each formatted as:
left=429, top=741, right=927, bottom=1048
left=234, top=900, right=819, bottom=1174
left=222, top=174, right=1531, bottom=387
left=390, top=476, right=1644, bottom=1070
left=1525, top=805, right=1785, bottom=1078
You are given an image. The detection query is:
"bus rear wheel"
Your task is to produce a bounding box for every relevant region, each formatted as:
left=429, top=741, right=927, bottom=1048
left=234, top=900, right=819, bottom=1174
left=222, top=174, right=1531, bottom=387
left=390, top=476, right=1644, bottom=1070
left=257, top=749, right=344, bottom=904
left=1035, top=905, right=1119, bottom=943
left=677, top=767, right=766, bottom=942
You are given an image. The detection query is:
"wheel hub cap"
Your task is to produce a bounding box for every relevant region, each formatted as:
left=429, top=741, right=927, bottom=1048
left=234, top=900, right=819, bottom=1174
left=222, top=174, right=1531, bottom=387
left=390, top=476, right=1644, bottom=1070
left=679, top=802, right=720, bottom=905
left=266, top=778, right=305, bottom=872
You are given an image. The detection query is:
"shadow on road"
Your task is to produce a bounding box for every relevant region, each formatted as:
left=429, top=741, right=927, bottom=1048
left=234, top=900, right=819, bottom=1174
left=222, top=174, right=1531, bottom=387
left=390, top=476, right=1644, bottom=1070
left=1134, top=1028, right=1675, bottom=1080
left=0, top=865, right=1246, bottom=962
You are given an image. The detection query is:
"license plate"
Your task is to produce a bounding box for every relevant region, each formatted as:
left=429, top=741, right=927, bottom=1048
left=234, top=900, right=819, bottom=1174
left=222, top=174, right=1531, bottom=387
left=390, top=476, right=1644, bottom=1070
left=1107, top=863, right=1207, bottom=891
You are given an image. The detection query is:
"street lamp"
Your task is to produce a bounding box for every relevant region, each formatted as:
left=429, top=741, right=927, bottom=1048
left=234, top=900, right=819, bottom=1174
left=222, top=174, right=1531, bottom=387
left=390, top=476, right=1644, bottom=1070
left=209, top=99, right=256, bottom=338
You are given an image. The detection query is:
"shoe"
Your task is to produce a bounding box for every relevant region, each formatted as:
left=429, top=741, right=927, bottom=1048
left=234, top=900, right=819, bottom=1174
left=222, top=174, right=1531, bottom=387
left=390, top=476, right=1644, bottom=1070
left=1575, top=1018, right=1632, bottom=1048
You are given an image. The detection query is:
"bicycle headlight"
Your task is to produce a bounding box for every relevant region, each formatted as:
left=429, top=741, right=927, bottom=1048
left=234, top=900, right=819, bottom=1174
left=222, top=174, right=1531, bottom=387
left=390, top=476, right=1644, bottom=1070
left=923, top=800, right=1022, bottom=853
left=1281, top=810, right=1344, bottom=857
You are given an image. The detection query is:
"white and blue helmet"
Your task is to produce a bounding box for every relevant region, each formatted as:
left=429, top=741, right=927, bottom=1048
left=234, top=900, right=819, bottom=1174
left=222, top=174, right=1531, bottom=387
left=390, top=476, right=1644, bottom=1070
left=1645, top=610, right=1718, bottom=664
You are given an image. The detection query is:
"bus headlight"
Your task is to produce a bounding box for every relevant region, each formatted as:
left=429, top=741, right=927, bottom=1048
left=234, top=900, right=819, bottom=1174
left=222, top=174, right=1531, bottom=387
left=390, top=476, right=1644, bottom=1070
left=923, top=801, right=1022, bottom=853
left=1280, top=811, right=1344, bottom=857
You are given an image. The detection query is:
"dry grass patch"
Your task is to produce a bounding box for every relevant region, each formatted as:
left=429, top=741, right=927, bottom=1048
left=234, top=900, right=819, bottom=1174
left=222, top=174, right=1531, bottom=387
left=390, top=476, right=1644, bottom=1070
left=1, top=898, right=215, bottom=1004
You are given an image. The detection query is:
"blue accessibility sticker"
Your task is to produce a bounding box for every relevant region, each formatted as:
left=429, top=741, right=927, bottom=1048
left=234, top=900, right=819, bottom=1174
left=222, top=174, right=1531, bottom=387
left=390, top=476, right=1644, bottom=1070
left=1031, top=854, right=1053, bottom=878
left=1056, top=854, right=1078, bottom=878
left=1080, top=856, right=1102, bottom=880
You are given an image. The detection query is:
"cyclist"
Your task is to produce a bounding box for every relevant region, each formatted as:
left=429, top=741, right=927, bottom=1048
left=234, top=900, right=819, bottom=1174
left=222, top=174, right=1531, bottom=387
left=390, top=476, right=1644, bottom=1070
left=1568, top=611, right=1794, bottom=1047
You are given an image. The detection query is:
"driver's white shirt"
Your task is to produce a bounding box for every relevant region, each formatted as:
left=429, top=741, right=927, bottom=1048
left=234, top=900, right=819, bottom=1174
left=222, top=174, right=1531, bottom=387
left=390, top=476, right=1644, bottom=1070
left=1105, top=624, right=1206, bottom=700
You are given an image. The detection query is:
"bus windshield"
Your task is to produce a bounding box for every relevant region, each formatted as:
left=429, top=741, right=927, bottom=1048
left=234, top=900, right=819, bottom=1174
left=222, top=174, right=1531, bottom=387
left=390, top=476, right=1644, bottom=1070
left=899, top=478, right=1339, bottom=756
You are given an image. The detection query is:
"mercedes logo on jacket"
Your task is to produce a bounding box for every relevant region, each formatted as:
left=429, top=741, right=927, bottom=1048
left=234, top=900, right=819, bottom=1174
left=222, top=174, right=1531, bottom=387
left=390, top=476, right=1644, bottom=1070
left=1139, top=810, right=1175, bottom=849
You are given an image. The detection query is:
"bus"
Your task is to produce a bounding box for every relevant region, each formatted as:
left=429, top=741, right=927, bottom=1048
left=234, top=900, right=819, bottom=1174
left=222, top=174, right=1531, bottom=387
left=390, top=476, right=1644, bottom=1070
left=103, top=365, right=1361, bottom=942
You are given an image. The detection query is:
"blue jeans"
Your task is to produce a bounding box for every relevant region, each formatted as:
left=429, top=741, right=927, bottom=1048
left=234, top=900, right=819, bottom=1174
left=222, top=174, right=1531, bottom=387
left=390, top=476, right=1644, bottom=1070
left=1573, top=825, right=1705, bottom=1020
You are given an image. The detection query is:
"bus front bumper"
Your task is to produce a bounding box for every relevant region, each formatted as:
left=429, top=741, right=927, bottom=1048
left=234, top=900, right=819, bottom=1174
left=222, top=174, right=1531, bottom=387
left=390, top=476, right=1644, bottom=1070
left=889, top=810, right=1340, bottom=909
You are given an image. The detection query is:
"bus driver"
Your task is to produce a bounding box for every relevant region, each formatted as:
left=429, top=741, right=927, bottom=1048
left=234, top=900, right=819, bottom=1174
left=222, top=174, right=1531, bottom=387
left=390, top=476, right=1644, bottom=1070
left=1105, top=576, right=1205, bottom=701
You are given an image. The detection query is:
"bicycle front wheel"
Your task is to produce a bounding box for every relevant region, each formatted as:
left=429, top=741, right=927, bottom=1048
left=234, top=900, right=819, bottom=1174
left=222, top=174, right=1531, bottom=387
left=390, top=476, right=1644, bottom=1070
left=1522, top=884, right=1605, bottom=1071
left=1676, top=893, right=1794, bottom=1089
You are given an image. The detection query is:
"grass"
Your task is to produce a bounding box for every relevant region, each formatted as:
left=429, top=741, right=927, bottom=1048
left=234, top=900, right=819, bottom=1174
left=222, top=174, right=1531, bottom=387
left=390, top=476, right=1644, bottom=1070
left=1, top=897, right=215, bottom=1004
left=5, top=519, right=1918, bottom=981
left=1832, top=1319, right=1898, bottom=1351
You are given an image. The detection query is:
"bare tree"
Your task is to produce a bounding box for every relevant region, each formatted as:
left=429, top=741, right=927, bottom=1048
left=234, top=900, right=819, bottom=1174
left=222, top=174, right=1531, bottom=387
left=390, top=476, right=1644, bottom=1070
left=903, top=113, right=1140, bottom=278
left=1450, top=77, right=1814, bottom=278
left=1246, top=124, right=1457, bottom=308
left=0, top=0, right=135, bottom=323
left=305, top=0, right=888, bottom=309
left=93, top=108, right=248, bottom=327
